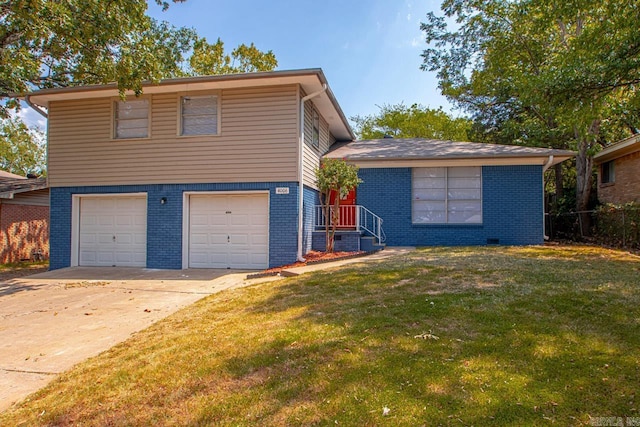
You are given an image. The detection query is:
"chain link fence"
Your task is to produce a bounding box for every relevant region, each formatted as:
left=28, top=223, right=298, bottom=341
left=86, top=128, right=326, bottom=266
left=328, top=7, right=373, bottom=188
left=546, top=204, right=640, bottom=250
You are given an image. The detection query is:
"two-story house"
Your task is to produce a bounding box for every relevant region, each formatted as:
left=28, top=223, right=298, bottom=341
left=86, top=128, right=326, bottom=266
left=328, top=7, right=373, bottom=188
left=26, top=68, right=574, bottom=271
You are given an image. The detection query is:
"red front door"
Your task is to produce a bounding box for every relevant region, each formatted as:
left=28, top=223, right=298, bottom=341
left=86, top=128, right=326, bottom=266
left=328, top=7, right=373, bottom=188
left=329, top=188, right=357, bottom=228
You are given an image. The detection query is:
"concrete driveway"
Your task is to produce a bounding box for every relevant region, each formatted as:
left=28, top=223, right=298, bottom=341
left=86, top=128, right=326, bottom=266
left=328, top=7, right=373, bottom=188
left=0, top=267, right=260, bottom=411
left=0, top=248, right=413, bottom=412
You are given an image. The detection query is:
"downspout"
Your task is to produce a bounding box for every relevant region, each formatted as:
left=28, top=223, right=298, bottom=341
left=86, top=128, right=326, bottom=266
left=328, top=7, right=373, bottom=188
left=542, top=155, right=554, bottom=241
left=297, top=84, right=327, bottom=262
left=25, top=95, right=48, bottom=118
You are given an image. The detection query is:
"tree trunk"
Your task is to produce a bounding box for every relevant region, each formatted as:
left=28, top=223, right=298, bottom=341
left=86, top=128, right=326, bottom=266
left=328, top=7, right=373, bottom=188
left=321, top=191, right=332, bottom=253
left=554, top=163, right=564, bottom=202
left=575, top=136, right=594, bottom=237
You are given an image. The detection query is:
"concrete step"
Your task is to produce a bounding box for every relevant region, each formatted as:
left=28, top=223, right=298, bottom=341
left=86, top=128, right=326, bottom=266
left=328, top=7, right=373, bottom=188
left=360, top=236, right=385, bottom=252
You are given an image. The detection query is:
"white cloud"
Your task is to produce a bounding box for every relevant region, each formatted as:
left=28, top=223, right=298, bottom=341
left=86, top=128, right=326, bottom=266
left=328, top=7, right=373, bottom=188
left=13, top=102, right=48, bottom=131
left=407, top=13, right=412, bottom=21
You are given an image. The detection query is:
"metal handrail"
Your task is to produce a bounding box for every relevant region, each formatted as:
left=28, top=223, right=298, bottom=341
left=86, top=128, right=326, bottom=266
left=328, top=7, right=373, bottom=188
left=314, top=205, right=385, bottom=244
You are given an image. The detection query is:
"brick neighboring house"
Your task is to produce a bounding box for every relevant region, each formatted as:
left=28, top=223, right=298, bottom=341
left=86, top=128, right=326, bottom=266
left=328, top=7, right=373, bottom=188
left=0, top=172, right=49, bottom=263
left=594, top=134, right=640, bottom=204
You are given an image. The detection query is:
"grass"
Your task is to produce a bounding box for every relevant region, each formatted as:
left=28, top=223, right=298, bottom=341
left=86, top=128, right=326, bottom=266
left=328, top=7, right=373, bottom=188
left=2, top=245, right=639, bottom=426
left=0, top=260, right=48, bottom=280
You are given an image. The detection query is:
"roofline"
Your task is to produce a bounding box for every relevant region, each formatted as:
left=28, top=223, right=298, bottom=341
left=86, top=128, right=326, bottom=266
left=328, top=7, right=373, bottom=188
left=326, top=155, right=573, bottom=168
left=0, top=183, right=48, bottom=198
left=593, top=133, right=640, bottom=164
left=17, top=68, right=324, bottom=98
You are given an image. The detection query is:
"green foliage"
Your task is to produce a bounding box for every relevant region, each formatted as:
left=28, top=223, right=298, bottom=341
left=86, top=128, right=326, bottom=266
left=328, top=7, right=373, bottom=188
left=0, top=116, right=46, bottom=176
left=594, top=203, right=640, bottom=249
left=0, top=0, right=197, bottom=113
left=420, top=0, right=640, bottom=213
left=0, top=0, right=278, bottom=114
left=351, top=103, right=471, bottom=141
left=189, top=38, right=277, bottom=76
left=315, top=159, right=362, bottom=252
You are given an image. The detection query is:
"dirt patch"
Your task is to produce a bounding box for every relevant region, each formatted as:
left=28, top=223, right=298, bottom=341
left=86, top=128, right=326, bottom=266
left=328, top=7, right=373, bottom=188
left=0, top=264, right=48, bottom=282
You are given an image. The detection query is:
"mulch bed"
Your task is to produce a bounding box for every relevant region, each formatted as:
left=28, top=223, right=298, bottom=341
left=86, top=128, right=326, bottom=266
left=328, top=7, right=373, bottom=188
left=246, top=250, right=371, bottom=279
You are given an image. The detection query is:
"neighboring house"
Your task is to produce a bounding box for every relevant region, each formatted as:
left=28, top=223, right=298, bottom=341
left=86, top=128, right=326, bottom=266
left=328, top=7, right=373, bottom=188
left=25, top=69, right=574, bottom=271
left=0, top=173, right=49, bottom=263
left=593, top=134, right=640, bottom=204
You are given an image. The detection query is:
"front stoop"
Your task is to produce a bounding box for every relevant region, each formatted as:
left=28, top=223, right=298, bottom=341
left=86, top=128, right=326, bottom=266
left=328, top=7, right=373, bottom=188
left=359, top=235, right=386, bottom=252
left=312, top=231, right=385, bottom=253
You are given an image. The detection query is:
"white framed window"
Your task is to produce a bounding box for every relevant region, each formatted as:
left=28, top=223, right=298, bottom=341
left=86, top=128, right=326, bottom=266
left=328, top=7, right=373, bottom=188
left=312, top=109, right=320, bottom=148
left=180, top=95, right=219, bottom=136
left=412, top=167, right=482, bottom=224
left=114, top=99, right=149, bottom=139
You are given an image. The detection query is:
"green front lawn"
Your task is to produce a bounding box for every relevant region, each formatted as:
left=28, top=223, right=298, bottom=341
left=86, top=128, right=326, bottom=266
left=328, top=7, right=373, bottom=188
left=3, top=246, right=639, bottom=426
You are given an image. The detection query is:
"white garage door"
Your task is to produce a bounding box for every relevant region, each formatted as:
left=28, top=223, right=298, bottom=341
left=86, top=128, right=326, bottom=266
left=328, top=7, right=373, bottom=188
left=79, top=196, right=147, bottom=267
left=189, top=194, right=269, bottom=269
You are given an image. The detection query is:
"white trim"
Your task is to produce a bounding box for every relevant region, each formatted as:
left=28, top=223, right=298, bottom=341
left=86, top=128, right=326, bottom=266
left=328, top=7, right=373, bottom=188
left=181, top=190, right=270, bottom=269
left=594, top=133, right=640, bottom=162
left=71, top=193, right=148, bottom=267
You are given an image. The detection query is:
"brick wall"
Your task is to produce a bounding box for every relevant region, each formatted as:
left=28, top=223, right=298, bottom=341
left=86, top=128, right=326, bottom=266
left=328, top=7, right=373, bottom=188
left=598, top=150, right=640, bottom=204
left=50, top=182, right=300, bottom=270
left=0, top=204, right=49, bottom=263
left=357, top=165, right=544, bottom=246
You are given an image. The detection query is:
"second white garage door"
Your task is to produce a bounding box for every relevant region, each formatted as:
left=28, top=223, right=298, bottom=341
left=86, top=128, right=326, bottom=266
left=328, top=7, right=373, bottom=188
left=188, top=194, right=269, bottom=269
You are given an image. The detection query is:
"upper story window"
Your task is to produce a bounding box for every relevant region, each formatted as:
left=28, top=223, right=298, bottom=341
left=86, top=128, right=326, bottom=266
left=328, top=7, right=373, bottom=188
left=601, top=160, right=615, bottom=184
left=181, top=95, right=219, bottom=136
left=114, top=99, right=149, bottom=139
left=312, top=109, right=320, bottom=148
left=412, top=167, right=482, bottom=224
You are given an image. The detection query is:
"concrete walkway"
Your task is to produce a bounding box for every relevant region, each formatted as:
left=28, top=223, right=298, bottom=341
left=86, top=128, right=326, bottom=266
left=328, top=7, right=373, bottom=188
left=0, top=247, right=413, bottom=412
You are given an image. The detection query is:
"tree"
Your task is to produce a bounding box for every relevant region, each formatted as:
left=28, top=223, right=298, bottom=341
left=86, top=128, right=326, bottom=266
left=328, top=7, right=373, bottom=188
left=315, top=159, right=362, bottom=253
left=0, top=0, right=278, bottom=115
left=188, top=38, right=277, bottom=76
left=351, top=103, right=472, bottom=141
left=0, top=0, right=197, bottom=113
left=0, top=116, right=46, bottom=176
left=420, top=0, right=640, bottom=232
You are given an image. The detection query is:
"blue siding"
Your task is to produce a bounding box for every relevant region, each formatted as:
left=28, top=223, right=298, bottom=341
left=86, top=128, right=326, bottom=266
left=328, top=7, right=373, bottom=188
left=357, top=166, right=543, bottom=246
left=50, top=182, right=300, bottom=270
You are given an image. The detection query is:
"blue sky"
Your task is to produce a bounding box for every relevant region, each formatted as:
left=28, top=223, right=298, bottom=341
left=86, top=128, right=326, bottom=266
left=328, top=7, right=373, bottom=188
left=147, top=0, right=451, bottom=120
left=21, top=0, right=453, bottom=130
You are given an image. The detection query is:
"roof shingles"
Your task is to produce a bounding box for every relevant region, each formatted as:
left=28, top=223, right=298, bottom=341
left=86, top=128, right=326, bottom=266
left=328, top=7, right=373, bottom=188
left=325, top=138, right=575, bottom=163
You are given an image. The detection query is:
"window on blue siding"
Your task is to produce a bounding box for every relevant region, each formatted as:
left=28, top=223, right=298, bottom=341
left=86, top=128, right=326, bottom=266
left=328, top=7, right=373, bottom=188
left=412, top=167, right=482, bottom=224
left=181, top=95, right=218, bottom=136
left=114, top=99, right=149, bottom=139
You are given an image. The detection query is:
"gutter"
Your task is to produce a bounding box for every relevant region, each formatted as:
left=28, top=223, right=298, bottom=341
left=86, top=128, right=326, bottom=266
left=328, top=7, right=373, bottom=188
left=24, top=95, right=48, bottom=118
left=542, top=155, right=554, bottom=241
left=297, top=84, right=327, bottom=262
